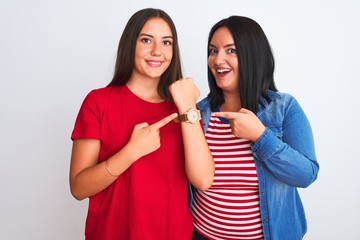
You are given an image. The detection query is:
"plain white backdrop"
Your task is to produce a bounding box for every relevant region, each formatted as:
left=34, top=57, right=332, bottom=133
left=1, top=0, right=359, bottom=239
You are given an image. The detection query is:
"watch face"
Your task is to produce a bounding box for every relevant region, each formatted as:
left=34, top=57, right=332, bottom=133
left=188, top=109, right=201, bottom=123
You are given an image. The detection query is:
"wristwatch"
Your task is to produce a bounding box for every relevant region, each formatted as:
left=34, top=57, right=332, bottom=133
left=177, top=108, right=201, bottom=123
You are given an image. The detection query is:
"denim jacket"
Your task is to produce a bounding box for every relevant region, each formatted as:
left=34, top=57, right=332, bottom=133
left=193, top=90, right=319, bottom=240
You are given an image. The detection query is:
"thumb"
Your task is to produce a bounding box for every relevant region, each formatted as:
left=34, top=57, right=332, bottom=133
left=134, top=122, right=150, bottom=130
left=239, top=108, right=252, bottom=114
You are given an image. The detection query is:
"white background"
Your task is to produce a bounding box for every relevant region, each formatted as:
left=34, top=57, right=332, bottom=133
left=1, top=0, right=359, bottom=239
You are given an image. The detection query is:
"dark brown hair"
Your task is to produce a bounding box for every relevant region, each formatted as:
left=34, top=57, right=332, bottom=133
left=207, top=16, right=277, bottom=113
left=108, top=8, right=182, bottom=100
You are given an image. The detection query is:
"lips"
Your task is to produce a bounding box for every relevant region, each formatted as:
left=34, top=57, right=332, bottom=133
left=146, top=60, right=162, bottom=68
left=216, top=68, right=231, bottom=77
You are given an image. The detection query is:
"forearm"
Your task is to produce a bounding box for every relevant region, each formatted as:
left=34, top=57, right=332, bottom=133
left=168, top=78, right=214, bottom=190
left=70, top=143, right=137, bottom=200
left=70, top=161, right=117, bottom=200
left=181, top=121, right=214, bottom=191
left=252, top=128, right=319, bottom=187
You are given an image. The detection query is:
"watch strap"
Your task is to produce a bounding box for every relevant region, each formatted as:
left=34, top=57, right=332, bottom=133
left=177, top=113, right=188, bottom=123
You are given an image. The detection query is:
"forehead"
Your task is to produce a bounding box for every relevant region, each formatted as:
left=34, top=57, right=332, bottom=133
left=140, top=17, right=173, bottom=37
left=210, top=27, right=234, bottom=45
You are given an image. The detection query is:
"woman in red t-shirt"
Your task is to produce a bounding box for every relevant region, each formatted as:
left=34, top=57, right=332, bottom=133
left=69, top=8, right=214, bottom=240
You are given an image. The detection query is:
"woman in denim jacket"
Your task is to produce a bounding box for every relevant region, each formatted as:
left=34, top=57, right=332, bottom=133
left=191, top=16, right=319, bottom=240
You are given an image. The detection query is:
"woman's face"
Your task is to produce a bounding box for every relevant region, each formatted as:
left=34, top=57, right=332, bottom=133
left=132, top=17, right=173, bottom=82
left=208, top=27, right=239, bottom=93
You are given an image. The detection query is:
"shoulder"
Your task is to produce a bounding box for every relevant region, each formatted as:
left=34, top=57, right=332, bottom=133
left=267, top=90, right=299, bottom=108
left=263, top=90, right=305, bottom=120
left=85, top=86, right=125, bottom=102
left=268, top=90, right=291, bottom=100
left=83, top=86, right=108, bottom=100
left=79, top=86, right=123, bottom=114
left=88, top=85, right=123, bottom=96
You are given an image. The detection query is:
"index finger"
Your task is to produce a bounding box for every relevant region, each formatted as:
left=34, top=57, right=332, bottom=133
left=150, top=113, right=179, bottom=130
left=212, top=111, right=239, bottom=120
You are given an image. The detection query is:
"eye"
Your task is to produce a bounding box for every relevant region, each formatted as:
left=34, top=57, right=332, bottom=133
left=227, top=48, right=237, bottom=54
left=163, top=40, right=173, bottom=46
left=140, top=37, right=152, bottom=44
left=209, top=48, right=218, bottom=55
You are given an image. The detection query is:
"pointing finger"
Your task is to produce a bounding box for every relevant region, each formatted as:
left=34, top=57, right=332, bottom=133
left=150, top=113, right=178, bottom=130
left=212, top=112, right=239, bottom=120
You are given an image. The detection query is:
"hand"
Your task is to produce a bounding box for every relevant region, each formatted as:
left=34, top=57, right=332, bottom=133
left=127, top=113, right=178, bottom=159
left=169, top=78, right=200, bottom=112
left=213, top=108, right=265, bottom=142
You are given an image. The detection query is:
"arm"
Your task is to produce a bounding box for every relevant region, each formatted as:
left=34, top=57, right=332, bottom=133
left=213, top=98, right=319, bottom=188
left=70, top=114, right=179, bottom=200
left=169, top=78, right=214, bottom=191
left=69, top=139, right=136, bottom=200
left=251, top=99, right=319, bottom=187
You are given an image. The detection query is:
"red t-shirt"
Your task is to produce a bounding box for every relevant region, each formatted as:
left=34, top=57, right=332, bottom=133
left=71, top=86, right=193, bottom=240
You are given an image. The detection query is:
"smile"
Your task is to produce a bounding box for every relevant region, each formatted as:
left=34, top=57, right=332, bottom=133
left=216, top=68, right=231, bottom=75
left=147, top=60, right=163, bottom=67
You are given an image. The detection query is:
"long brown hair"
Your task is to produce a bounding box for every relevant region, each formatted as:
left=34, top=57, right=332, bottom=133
left=108, top=8, right=182, bottom=101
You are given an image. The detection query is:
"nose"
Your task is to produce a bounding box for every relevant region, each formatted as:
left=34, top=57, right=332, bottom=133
left=213, top=50, right=226, bottom=64
left=151, top=43, right=161, bottom=57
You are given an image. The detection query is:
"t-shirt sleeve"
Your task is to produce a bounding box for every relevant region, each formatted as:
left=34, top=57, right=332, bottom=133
left=71, top=90, right=101, bottom=140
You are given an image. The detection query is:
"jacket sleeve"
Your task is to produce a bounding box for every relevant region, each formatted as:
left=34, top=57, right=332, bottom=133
left=252, top=96, right=319, bottom=188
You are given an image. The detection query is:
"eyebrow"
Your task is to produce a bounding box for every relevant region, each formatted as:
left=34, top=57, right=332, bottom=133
left=209, top=43, right=235, bottom=48
left=139, top=33, right=174, bottom=39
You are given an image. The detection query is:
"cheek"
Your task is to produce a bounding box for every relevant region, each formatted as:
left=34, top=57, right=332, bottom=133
left=165, top=50, right=173, bottom=61
left=207, top=57, right=213, bottom=67
left=134, top=48, right=146, bottom=64
left=167, top=53, right=173, bottom=61
left=230, top=57, right=238, bottom=69
left=207, top=58, right=215, bottom=72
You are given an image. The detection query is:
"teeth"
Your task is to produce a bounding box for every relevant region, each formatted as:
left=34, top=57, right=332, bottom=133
left=217, top=68, right=230, bottom=73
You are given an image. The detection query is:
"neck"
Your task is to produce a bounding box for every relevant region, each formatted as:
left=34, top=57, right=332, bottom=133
left=126, top=79, right=163, bottom=103
left=221, top=92, right=241, bottom=112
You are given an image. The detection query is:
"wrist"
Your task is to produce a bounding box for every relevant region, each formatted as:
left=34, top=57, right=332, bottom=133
left=176, top=102, right=196, bottom=114
left=176, top=107, right=201, bottom=124
left=252, top=125, right=266, bottom=142
left=116, top=143, right=139, bottom=165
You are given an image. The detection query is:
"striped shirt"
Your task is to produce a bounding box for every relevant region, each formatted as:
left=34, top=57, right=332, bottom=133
left=192, top=116, right=263, bottom=240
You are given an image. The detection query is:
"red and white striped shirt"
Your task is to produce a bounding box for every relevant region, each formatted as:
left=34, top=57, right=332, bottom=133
left=192, top=116, right=263, bottom=240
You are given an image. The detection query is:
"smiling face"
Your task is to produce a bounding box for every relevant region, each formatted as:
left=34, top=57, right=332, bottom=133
left=131, top=17, right=173, bottom=83
left=208, top=27, right=239, bottom=94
